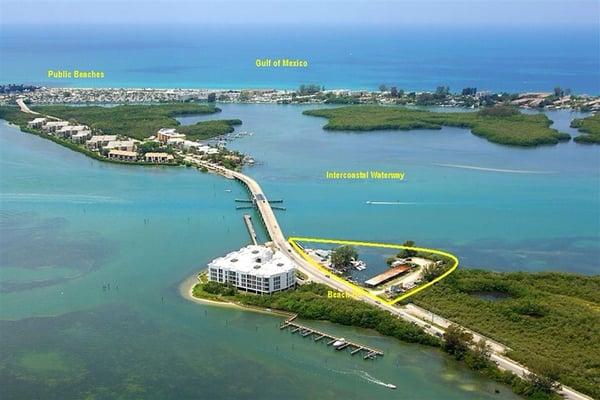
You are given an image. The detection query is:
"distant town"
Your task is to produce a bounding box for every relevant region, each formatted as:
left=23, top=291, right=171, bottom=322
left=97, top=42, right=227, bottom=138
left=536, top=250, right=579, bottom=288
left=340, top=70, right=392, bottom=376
left=1, top=84, right=599, bottom=111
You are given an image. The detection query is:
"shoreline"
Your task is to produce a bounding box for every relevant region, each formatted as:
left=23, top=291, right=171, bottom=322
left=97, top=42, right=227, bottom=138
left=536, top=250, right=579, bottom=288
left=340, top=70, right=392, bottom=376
left=3, top=86, right=598, bottom=112
left=178, top=273, right=294, bottom=319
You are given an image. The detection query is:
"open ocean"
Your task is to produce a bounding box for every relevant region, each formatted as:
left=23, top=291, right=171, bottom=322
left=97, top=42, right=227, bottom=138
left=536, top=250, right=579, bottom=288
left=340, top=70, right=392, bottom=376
left=0, top=24, right=598, bottom=93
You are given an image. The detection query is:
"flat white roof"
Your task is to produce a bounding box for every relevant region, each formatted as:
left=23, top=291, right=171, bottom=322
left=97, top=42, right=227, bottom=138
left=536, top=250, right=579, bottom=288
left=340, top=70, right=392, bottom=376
left=208, top=245, right=295, bottom=277
left=109, top=150, right=138, bottom=157
left=88, top=135, right=118, bottom=141
left=145, top=152, right=173, bottom=158
left=106, top=140, right=136, bottom=147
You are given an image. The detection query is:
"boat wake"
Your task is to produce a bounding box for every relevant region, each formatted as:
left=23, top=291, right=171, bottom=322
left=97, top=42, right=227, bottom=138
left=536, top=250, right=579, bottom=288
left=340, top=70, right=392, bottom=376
left=433, top=163, right=553, bottom=174
left=331, top=368, right=396, bottom=389
left=0, top=192, right=127, bottom=204
left=366, top=201, right=421, bottom=205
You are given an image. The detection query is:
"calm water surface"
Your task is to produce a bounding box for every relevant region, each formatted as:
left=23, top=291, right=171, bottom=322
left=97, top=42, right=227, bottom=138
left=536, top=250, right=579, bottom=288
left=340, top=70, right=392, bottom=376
left=1, top=103, right=598, bottom=399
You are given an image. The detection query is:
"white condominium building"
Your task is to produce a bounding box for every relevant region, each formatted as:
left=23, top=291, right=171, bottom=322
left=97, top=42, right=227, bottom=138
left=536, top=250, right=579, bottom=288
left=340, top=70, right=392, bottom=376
left=208, top=245, right=296, bottom=294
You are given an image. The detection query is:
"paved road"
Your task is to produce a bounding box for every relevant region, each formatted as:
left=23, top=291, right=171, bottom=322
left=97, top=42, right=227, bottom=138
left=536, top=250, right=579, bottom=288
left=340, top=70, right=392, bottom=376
left=16, top=98, right=39, bottom=114
left=186, top=156, right=593, bottom=400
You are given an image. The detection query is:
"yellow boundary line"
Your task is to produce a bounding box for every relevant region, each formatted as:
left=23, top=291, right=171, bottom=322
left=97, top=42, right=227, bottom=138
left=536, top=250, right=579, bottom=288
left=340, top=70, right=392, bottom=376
left=288, top=237, right=459, bottom=305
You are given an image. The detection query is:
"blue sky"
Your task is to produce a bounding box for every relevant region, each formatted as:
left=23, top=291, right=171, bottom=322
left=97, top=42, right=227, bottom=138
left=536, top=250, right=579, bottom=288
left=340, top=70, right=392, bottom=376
left=1, top=0, right=598, bottom=27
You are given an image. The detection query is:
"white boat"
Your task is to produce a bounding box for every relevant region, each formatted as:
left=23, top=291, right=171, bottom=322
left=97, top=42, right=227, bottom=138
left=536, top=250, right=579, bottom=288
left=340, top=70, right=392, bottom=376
left=385, top=383, right=397, bottom=390
left=332, top=338, right=346, bottom=348
left=351, top=260, right=367, bottom=271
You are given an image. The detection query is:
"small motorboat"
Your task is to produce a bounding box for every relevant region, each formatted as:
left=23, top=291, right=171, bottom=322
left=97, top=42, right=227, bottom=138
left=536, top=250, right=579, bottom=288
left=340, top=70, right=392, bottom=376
left=332, top=338, right=346, bottom=348
left=385, top=383, right=397, bottom=390
left=225, top=189, right=232, bottom=192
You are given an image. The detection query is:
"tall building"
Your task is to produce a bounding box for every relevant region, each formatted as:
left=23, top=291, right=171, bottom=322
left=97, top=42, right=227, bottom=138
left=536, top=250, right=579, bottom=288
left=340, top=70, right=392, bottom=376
left=207, top=245, right=296, bottom=294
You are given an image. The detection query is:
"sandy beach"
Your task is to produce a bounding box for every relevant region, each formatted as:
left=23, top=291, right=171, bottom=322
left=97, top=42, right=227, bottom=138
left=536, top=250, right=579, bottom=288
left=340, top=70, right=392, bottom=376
left=178, top=273, right=293, bottom=319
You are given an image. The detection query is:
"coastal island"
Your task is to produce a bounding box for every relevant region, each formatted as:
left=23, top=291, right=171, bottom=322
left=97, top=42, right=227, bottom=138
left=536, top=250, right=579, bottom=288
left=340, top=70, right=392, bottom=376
left=571, top=113, right=600, bottom=143
left=303, top=105, right=572, bottom=146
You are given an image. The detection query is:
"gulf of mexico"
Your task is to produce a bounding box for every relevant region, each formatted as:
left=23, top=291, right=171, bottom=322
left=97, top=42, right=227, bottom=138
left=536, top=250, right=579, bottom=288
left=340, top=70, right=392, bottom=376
left=0, top=25, right=598, bottom=93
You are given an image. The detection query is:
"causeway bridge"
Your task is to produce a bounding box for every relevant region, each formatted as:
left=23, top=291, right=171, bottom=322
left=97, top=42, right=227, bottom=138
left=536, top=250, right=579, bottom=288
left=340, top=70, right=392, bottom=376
left=180, top=155, right=592, bottom=400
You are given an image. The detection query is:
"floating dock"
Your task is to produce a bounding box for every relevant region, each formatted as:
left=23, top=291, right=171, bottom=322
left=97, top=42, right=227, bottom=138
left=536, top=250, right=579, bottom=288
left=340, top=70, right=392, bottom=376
left=243, top=214, right=259, bottom=245
left=279, top=315, right=383, bottom=360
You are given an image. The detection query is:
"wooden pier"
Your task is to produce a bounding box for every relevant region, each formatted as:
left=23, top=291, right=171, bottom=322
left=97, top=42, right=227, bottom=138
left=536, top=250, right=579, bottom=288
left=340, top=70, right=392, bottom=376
left=243, top=214, right=259, bottom=245
left=279, top=315, right=383, bottom=360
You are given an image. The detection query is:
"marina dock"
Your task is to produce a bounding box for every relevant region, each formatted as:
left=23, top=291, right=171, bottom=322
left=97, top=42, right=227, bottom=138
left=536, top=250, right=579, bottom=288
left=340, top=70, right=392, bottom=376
left=279, top=315, right=383, bottom=360
left=243, top=214, right=259, bottom=245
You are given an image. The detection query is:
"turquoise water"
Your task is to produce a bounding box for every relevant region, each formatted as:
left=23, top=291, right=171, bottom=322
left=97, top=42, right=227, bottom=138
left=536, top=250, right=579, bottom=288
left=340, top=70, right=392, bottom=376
left=1, top=104, right=598, bottom=398
left=1, top=25, right=598, bottom=93
left=0, top=120, right=529, bottom=399
left=179, top=105, right=600, bottom=274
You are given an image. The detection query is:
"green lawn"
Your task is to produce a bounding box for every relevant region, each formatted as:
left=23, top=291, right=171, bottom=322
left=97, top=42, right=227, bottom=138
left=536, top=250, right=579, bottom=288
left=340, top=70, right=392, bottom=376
left=412, top=269, right=600, bottom=398
left=303, top=105, right=571, bottom=146
left=571, top=113, right=600, bottom=144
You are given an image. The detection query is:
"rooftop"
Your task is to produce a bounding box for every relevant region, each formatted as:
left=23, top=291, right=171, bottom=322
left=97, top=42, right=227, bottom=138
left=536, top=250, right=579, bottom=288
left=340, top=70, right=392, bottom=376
left=365, top=264, right=412, bottom=287
left=109, top=150, right=137, bottom=157
left=208, top=245, right=295, bottom=277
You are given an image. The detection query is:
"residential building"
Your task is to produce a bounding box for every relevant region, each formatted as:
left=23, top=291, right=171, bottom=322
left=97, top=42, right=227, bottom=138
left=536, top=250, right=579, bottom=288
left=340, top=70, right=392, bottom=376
left=108, top=150, right=138, bottom=162
left=156, top=128, right=185, bottom=143
left=56, top=125, right=88, bottom=138
left=144, top=152, right=174, bottom=163
left=27, top=117, right=47, bottom=128
left=86, top=135, right=118, bottom=150
left=104, top=140, right=137, bottom=152
left=42, top=121, right=69, bottom=133
left=207, top=245, right=296, bottom=294
left=71, top=130, right=92, bottom=143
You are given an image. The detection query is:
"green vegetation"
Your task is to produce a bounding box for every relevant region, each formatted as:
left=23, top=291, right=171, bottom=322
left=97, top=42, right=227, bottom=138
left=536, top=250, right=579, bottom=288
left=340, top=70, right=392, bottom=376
left=194, top=281, right=438, bottom=346
left=330, top=245, right=357, bottom=272
left=412, top=269, right=600, bottom=398
left=193, top=280, right=560, bottom=399
left=297, top=84, right=323, bottom=95
left=178, top=119, right=241, bottom=140
left=0, top=105, right=36, bottom=126
left=30, top=103, right=223, bottom=140
left=442, top=324, right=561, bottom=399
left=303, top=105, right=571, bottom=146
left=571, top=113, right=600, bottom=144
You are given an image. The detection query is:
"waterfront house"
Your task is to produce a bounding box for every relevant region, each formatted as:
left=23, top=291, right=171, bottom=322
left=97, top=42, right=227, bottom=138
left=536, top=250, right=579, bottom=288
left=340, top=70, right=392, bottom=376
left=27, top=117, right=47, bottom=128
left=42, top=121, right=69, bottom=133
left=144, top=152, right=174, bottom=163
left=108, top=149, right=138, bottom=162
left=56, top=125, right=88, bottom=138
left=104, top=140, right=137, bottom=152
left=86, top=135, right=118, bottom=150
left=207, top=245, right=296, bottom=294
left=71, top=130, right=92, bottom=144
left=156, top=128, right=185, bottom=144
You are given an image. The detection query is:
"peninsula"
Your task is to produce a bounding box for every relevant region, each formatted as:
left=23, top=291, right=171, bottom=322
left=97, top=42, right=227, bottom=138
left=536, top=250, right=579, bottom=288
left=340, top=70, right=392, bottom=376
left=0, top=103, right=247, bottom=169
left=571, top=113, right=600, bottom=143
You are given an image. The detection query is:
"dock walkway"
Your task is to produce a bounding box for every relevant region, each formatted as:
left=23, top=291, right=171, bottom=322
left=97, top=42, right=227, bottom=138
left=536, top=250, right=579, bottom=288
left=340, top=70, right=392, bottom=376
left=279, top=314, right=383, bottom=360
left=243, top=214, right=259, bottom=245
